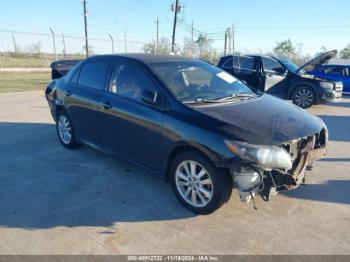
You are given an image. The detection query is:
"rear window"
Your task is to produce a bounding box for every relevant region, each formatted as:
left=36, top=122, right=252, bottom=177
left=78, top=61, right=110, bottom=89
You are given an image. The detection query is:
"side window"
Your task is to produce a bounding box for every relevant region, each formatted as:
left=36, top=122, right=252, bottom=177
left=233, top=56, right=240, bottom=68
left=78, top=61, right=110, bottom=89
left=238, top=56, right=255, bottom=70
left=109, top=62, right=156, bottom=102
left=323, top=66, right=343, bottom=75
left=347, top=67, right=350, bottom=77
left=70, top=68, right=80, bottom=84
left=261, top=57, right=283, bottom=72
left=221, top=58, right=233, bottom=69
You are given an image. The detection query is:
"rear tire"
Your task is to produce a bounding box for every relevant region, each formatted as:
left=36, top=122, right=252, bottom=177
left=170, top=151, right=232, bottom=214
left=292, top=86, right=316, bottom=108
left=56, top=110, right=81, bottom=149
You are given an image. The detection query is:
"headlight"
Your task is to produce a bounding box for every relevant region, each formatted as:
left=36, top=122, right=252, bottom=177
left=320, top=82, right=334, bottom=89
left=224, top=140, right=292, bottom=170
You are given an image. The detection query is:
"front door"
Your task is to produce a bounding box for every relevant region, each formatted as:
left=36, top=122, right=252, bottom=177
left=101, top=60, right=165, bottom=171
left=261, top=56, right=288, bottom=98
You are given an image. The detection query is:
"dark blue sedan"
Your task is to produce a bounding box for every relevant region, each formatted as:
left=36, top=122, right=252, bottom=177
left=45, top=54, right=328, bottom=214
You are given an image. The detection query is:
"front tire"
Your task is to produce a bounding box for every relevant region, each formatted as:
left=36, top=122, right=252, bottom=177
left=170, top=151, right=232, bottom=214
left=56, top=110, right=80, bottom=149
left=292, top=86, right=316, bottom=108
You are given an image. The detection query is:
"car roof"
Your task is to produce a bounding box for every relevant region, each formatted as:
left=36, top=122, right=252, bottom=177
left=87, top=53, right=194, bottom=64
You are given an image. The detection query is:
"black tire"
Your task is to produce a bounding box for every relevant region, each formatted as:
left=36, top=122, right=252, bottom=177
left=292, top=86, right=316, bottom=109
left=56, top=110, right=81, bottom=149
left=170, top=151, right=232, bottom=214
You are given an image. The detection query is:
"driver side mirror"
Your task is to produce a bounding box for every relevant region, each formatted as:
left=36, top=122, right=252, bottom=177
left=141, top=90, right=158, bottom=105
left=272, top=67, right=287, bottom=75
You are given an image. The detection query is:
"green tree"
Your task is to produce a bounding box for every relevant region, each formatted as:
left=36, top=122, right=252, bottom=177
left=339, top=44, right=350, bottom=59
left=273, top=39, right=295, bottom=56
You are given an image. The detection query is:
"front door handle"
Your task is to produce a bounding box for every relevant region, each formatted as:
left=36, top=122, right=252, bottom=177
left=64, top=90, right=72, bottom=96
left=101, top=101, right=112, bottom=109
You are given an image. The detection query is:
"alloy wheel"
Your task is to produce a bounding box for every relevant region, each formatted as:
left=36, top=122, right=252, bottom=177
left=58, top=114, right=72, bottom=145
left=294, top=88, right=314, bottom=108
left=175, top=160, right=214, bottom=207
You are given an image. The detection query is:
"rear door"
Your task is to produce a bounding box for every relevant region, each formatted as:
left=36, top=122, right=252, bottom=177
left=100, top=60, right=165, bottom=171
left=234, top=55, right=261, bottom=89
left=261, top=56, right=288, bottom=98
left=64, top=59, right=112, bottom=146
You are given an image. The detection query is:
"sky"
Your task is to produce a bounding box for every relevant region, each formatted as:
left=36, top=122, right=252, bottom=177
left=0, top=0, right=349, bottom=55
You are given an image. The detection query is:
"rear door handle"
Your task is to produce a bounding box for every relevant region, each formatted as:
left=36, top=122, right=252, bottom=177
left=101, top=101, right=112, bottom=109
left=64, top=90, right=72, bottom=96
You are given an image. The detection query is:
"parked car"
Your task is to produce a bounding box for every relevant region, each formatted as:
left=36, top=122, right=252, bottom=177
left=217, top=50, right=343, bottom=108
left=308, top=64, right=350, bottom=94
left=46, top=54, right=328, bottom=214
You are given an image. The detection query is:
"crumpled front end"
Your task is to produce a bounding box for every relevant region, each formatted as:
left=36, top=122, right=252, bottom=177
left=230, top=128, right=328, bottom=204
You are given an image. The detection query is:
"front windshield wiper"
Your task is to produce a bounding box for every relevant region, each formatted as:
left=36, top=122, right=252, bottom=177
left=215, top=93, right=256, bottom=102
left=182, top=93, right=256, bottom=104
left=182, top=98, right=224, bottom=104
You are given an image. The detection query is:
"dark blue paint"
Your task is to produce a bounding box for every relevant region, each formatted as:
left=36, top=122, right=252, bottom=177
left=46, top=54, right=327, bottom=179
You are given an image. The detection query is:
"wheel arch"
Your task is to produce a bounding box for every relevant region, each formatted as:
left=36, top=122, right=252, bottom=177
left=54, top=104, right=67, bottom=121
left=162, top=142, right=220, bottom=182
left=288, top=83, right=319, bottom=104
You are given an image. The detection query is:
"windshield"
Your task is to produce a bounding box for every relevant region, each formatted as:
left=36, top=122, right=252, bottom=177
left=277, top=58, right=304, bottom=74
left=150, top=60, right=256, bottom=103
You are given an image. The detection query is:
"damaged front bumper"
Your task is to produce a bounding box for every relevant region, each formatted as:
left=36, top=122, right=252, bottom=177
left=229, top=130, right=327, bottom=205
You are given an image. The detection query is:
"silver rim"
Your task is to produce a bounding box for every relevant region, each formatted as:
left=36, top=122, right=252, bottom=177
left=58, top=114, right=72, bottom=145
left=294, top=88, right=314, bottom=108
left=175, top=160, right=214, bottom=208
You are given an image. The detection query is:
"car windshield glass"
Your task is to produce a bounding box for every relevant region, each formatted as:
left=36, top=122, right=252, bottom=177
left=278, top=58, right=304, bottom=74
left=149, top=60, right=256, bottom=103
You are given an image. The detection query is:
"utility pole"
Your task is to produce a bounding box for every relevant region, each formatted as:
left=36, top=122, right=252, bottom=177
left=109, top=34, right=114, bottom=53
left=124, top=30, right=127, bottom=53
left=83, top=0, right=89, bottom=57
left=232, top=23, right=235, bottom=54
left=228, top=28, right=232, bottom=54
left=62, top=33, right=67, bottom=59
left=191, top=20, right=194, bottom=57
left=49, top=27, right=57, bottom=61
left=224, top=29, right=228, bottom=56
left=11, top=34, right=18, bottom=55
left=155, top=17, right=159, bottom=54
left=171, top=0, right=180, bottom=53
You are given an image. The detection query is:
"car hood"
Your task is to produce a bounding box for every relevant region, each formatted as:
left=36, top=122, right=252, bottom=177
left=192, top=95, right=324, bottom=146
left=297, top=50, right=337, bottom=73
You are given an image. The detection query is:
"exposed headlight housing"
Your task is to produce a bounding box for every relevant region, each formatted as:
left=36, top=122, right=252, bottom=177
left=320, top=82, right=334, bottom=89
left=224, top=140, right=292, bottom=170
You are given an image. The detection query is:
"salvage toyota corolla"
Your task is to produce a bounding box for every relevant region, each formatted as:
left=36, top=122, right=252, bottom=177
left=45, top=54, right=328, bottom=214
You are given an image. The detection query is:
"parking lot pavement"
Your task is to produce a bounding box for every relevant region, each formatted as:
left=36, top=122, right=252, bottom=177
left=0, top=91, right=349, bottom=255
